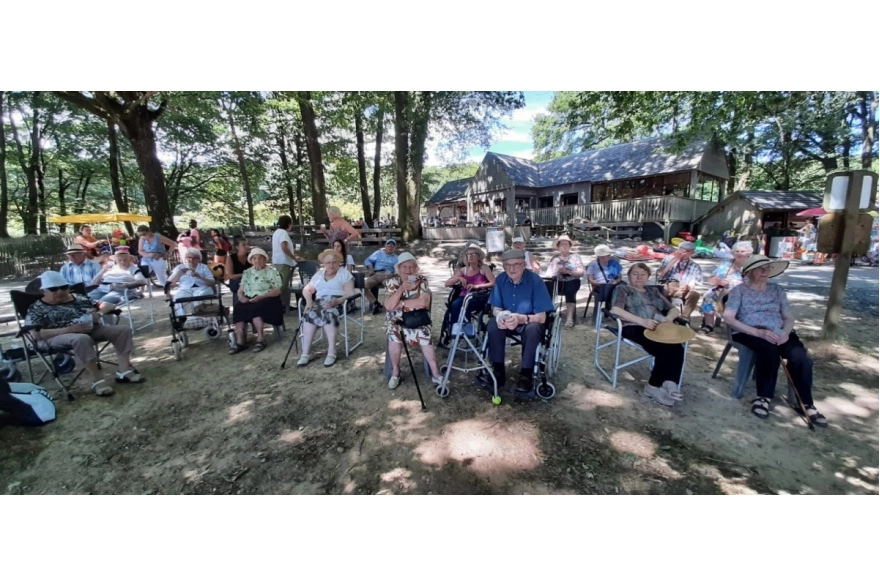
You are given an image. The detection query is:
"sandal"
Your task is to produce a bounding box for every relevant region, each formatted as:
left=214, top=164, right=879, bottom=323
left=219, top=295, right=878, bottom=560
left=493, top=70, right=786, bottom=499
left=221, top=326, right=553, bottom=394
left=251, top=341, right=267, bottom=353
left=564, top=321, right=575, bottom=329
left=92, top=379, right=114, bottom=396
left=751, top=397, right=771, bottom=419
left=115, top=369, right=145, bottom=384
left=228, top=343, right=247, bottom=355
left=698, top=323, right=714, bottom=335
left=796, top=404, right=829, bottom=428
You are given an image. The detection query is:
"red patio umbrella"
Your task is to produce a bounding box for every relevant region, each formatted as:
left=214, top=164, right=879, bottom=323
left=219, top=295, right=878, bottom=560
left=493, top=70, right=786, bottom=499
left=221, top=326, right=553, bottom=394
left=796, top=207, right=827, bottom=217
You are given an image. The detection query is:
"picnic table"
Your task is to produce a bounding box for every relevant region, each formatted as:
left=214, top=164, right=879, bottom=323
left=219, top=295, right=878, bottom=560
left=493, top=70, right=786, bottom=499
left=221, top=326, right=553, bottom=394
left=314, top=227, right=402, bottom=247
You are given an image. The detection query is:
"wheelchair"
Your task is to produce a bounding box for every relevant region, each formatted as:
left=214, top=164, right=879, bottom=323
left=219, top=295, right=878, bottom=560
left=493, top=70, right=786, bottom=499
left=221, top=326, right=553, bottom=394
left=163, top=282, right=231, bottom=361
left=436, top=278, right=562, bottom=404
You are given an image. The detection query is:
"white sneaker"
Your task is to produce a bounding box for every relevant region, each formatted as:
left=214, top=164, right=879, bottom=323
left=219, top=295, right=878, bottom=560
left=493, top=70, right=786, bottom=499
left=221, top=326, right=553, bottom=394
left=644, top=384, right=675, bottom=407
left=662, top=381, right=683, bottom=401
left=296, top=355, right=309, bottom=367
left=323, top=355, right=337, bottom=367
left=432, top=376, right=444, bottom=386
left=388, top=375, right=400, bottom=390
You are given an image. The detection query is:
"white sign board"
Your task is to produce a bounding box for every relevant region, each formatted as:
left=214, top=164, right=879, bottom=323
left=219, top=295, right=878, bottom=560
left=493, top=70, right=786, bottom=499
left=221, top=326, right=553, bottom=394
left=486, top=229, right=505, bottom=253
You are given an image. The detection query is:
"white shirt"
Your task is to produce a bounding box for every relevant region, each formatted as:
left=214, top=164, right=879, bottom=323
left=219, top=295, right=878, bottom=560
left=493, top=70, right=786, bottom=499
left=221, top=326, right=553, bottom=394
left=172, top=263, right=214, bottom=289
left=272, top=228, right=297, bottom=267
left=309, top=267, right=353, bottom=299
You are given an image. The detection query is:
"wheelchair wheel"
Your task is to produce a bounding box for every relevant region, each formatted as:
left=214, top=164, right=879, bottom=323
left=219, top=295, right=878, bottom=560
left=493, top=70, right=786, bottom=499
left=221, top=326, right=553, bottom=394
left=227, top=331, right=237, bottom=350
left=548, top=318, right=563, bottom=376
left=179, top=331, right=189, bottom=348
left=171, top=340, right=182, bottom=361
left=536, top=382, right=556, bottom=400
left=439, top=365, right=449, bottom=375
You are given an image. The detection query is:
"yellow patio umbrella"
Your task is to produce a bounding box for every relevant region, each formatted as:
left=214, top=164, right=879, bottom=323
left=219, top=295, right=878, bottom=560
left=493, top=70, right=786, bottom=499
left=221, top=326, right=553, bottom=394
left=48, top=213, right=152, bottom=224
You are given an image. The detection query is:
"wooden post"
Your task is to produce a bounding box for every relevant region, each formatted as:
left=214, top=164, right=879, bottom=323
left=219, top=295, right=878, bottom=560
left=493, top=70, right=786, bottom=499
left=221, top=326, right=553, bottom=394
left=823, top=170, right=876, bottom=340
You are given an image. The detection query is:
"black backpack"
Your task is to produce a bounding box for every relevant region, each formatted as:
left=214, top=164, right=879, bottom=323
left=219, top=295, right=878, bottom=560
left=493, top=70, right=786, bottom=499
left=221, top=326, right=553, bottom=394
left=0, top=380, right=56, bottom=426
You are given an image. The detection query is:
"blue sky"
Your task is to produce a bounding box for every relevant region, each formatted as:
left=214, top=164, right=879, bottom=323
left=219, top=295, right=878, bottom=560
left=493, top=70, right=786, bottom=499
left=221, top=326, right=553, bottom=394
left=427, top=91, right=554, bottom=166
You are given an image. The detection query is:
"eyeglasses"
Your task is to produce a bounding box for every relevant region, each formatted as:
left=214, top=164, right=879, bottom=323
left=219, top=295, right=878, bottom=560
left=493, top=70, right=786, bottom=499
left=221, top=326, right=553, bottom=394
left=466, top=252, right=480, bottom=257
left=47, top=285, right=69, bottom=292
left=503, top=263, right=525, bottom=269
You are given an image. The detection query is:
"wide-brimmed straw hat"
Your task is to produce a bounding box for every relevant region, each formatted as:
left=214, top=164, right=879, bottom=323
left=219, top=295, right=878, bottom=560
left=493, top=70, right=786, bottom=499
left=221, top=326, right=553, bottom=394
left=463, top=243, right=485, bottom=260
left=395, top=252, right=418, bottom=273
left=248, top=247, right=269, bottom=262
left=594, top=244, right=614, bottom=257
left=741, top=254, right=789, bottom=278
left=553, top=234, right=573, bottom=249
left=643, top=322, right=696, bottom=345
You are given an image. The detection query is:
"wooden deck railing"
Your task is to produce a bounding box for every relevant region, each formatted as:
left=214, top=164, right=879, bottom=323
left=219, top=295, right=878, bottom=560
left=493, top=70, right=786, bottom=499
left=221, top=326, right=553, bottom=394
left=530, top=196, right=717, bottom=226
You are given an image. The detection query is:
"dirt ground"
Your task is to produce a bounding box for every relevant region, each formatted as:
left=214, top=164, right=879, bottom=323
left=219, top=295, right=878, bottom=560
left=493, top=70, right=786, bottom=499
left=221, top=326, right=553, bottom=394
left=1, top=255, right=877, bottom=495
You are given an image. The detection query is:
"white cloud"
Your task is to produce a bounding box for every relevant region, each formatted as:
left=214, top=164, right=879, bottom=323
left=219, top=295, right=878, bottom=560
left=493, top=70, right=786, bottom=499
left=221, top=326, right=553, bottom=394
left=510, top=104, right=548, bottom=123
left=493, top=129, right=532, bottom=144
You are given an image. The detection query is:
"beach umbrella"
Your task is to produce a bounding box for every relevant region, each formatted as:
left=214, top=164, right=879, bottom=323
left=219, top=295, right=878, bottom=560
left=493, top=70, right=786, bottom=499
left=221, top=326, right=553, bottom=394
left=795, top=207, right=826, bottom=217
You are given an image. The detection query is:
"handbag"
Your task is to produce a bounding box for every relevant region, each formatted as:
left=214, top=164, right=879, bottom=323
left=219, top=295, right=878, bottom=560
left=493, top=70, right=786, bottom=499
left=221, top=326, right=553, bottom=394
left=400, top=308, right=432, bottom=329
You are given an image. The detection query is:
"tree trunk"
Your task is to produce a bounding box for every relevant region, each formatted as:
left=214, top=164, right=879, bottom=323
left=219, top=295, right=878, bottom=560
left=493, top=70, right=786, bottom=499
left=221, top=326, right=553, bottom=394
left=297, top=92, right=328, bottom=226
left=107, top=120, right=134, bottom=235
left=119, top=110, right=175, bottom=237
left=37, top=150, right=48, bottom=235
left=372, top=104, right=385, bottom=224
left=0, top=91, right=9, bottom=238
left=294, top=131, right=306, bottom=239
left=354, top=108, right=372, bottom=226
left=229, top=115, right=255, bottom=229
left=276, top=129, right=299, bottom=224
left=56, top=168, right=71, bottom=233
left=858, top=91, right=878, bottom=170
left=408, top=92, right=432, bottom=240
left=393, top=92, right=411, bottom=241
left=8, top=94, right=41, bottom=234
left=735, top=131, right=755, bottom=191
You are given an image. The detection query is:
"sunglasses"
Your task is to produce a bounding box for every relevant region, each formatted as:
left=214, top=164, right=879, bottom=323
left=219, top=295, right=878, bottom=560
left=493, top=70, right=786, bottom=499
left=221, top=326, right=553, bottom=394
left=47, top=285, right=70, bottom=292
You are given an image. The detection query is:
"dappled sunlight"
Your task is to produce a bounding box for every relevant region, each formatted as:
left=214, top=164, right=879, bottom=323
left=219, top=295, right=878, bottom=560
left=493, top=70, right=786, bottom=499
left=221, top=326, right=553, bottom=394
left=225, top=399, right=255, bottom=424
left=608, top=429, right=656, bottom=458
left=377, top=467, right=417, bottom=494
left=415, top=418, right=542, bottom=483
left=274, top=429, right=306, bottom=445
left=566, top=385, right=628, bottom=411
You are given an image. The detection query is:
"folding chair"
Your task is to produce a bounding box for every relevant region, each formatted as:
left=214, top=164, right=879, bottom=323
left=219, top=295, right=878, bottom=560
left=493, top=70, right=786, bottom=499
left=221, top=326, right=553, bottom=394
left=97, top=263, right=155, bottom=332
left=711, top=315, right=756, bottom=399
left=291, top=261, right=320, bottom=307
left=289, top=270, right=366, bottom=360
left=593, top=286, right=689, bottom=389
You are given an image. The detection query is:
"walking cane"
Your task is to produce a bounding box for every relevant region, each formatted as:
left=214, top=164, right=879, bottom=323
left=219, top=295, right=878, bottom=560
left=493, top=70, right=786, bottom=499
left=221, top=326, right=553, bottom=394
left=781, top=360, right=814, bottom=431
left=395, top=320, right=428, bottom=411
left=280, top=322, right=302, bottom=369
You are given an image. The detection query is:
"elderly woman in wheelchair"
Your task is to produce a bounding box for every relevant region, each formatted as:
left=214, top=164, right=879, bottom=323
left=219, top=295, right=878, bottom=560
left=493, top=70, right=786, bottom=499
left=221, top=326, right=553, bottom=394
left=296, top=249, right=356, bottom=367
left=167, top=247, right=216, bottom=317
left=608, top=263, right=686, bottom=407
left=442, top=243, right=495, bottom=340
left=24, top=270, right=145, bottom=396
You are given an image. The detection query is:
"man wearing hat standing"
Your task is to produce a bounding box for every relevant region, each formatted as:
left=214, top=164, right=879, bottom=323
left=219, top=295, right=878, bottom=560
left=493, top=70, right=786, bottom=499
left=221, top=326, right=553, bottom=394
left=477, top=248, right=555, bottom=398
left=364, top=238, right=399, bottom=314
left=511, top=237, right=541, bottom=273
left=655, top=241, right=703, bottom=323
left=60, top=243, right=102, bottom=290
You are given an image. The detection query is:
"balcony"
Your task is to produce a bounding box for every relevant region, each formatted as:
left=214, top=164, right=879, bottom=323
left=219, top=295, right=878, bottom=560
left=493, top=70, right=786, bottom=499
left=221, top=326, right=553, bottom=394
left=530, top=195, right=717, bottom=226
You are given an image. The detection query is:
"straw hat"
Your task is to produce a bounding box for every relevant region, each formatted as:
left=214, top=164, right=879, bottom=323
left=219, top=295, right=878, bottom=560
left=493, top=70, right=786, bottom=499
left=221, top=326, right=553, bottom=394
left=248, top=247, right=269, bottom=262
left=209, top=263, right=226, bottom=280
left=741, top=254, right=789, bottom=278
left=463, top=242, right=485, bottom=260
left=395, top=252, right=418, bottom=273
left=643, top=322, right=696, bottom=345
left=594, top=244, right=614, bottom=257
left=553, top=234, right=573, bottom=249
left=64, top=244, right=86, bottom=255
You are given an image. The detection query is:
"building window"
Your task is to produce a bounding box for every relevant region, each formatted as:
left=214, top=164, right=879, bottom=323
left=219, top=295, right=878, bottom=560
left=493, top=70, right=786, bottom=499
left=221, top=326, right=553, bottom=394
left=695, top=172, right=722, bottom=202
left=538, top=196, right=553, bottom=209
left=562, top=193, right=578, bottom=206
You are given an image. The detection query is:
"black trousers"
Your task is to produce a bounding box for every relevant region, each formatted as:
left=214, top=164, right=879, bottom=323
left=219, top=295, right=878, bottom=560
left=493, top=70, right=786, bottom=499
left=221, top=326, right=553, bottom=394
left=559, top=279, right=581, bottom=303
left=731, top=330, right=813, bottom=404
left=620, top=325, right=685, bottom=387
left=487, top=320, right=544, bottom=370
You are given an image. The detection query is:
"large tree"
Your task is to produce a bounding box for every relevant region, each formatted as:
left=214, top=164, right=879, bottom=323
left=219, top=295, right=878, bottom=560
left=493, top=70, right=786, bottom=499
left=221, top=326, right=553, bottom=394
left=296, top=91, right=328, bottom=226
left=0, top=91, right=10, bottom=237
left=54, top=91, right=177, bottom=236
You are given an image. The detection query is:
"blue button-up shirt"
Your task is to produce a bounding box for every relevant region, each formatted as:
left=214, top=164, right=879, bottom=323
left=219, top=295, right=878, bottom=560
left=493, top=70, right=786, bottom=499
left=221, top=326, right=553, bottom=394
left=364, top=249, right=399, bottom=273
left=60, top=259, right=102, bottom=286
left=489, top=270, right=555, bottom=315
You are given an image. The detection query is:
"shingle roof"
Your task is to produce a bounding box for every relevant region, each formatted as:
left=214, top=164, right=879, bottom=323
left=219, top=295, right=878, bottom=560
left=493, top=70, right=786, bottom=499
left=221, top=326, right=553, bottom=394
left=488, top=153, right=542, bottom=187
left=425, top=178, right=470, bottom=206
left=537, top=137, right=709, bottom=185
left=738, top=190, right=823, bottom=211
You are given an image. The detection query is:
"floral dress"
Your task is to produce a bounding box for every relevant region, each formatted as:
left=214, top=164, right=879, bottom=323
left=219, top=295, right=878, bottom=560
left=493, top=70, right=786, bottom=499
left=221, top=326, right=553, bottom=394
left=700, top=261, right=745, bottom=314
left=385, top=274, right=433, bottom=346
left=300, top=268, right=353, bottom=328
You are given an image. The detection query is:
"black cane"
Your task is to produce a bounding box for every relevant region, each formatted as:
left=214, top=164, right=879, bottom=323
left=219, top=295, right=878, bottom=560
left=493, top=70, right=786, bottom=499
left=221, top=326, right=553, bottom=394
left=397, top=324, right=428, bottom=411
left=781, top=360, right=815, bottom=431
left=280, top=323, right=302, bottom=369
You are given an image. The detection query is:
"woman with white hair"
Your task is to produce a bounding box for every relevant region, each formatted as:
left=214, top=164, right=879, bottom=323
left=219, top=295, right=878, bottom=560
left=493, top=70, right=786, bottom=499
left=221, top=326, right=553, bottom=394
left=230, top=247, right=283, bottom=354
left=168, top=247, right=216, bottom=317
left=296, top=249, right=356, bottom=367
left=698, top=240, right=753, bottom=335
left=88, top=246, right=149, bottom=304
left=319, top=206, right=361, bottom=245
left=385, top=253, right=443, bottom=389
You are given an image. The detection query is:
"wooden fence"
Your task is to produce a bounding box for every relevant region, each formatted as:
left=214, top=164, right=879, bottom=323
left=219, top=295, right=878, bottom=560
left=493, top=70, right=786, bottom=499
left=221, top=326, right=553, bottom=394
left=0, top=236, right=66, bottom=279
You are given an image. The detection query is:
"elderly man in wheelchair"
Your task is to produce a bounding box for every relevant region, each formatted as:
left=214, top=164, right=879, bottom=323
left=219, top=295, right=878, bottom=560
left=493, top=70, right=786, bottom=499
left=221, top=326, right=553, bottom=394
left=475, top=249, right=556, bottom=401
